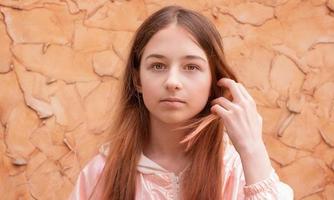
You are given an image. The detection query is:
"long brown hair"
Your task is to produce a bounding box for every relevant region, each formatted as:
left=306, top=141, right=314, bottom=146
left=92, top=5, right=237, bottom=200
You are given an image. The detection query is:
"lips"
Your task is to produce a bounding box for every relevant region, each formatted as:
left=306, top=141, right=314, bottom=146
left=160, top=97, right=186, bottom=103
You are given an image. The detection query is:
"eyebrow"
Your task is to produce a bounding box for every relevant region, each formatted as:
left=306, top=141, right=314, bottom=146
left=144, top=54, right=207, bottom=62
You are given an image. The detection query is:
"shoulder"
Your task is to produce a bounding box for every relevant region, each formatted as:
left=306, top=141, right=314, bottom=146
left=99, top=141, right=110, bottom=158
left=84, top=152, right=106, bottom=174
left=76, top=142, right=110, bottom=188
left=78, top=151, right=107, bottom=187
left=69, top=149, right=108, bottom=200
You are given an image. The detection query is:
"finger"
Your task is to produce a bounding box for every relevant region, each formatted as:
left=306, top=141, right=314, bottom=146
left=211, top=97, right=236, bottom=111
left=217, top=78, right=244, bottom=102
left=210, top=104, right=229, bottom=118
left=236, top=83, right=256, bottom=103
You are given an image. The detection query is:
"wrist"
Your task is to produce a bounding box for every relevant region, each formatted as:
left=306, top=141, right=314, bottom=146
left=238, top=141, right=267, bottom=159
left=238, top=141, right=273, bottom=185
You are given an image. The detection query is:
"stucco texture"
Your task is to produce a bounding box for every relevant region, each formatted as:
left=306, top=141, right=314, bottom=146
left=0, top=0, right=334, bottom=199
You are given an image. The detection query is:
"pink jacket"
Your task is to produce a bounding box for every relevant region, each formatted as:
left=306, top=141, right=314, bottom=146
left=69, top=136, right=294, bottom=200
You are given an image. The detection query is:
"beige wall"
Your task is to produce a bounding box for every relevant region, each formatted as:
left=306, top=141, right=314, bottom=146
left=0, top=0, right=334, bottom=199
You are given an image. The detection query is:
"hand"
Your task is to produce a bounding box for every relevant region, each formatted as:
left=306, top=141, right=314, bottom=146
left=210, top=78, right=273, bottom=185
left=210, top=78, right=264, bottom=156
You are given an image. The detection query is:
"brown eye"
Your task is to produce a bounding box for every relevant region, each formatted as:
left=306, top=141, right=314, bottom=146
left=184, top=65, right=199, bottom=71
left=152, top=63, right=166, bottom=70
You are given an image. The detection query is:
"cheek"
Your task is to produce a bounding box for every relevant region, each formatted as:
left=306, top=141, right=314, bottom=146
left=188, top=75, right=212, bottom=107
left=140, top=78, right=159, bottom=109
left=197, top=72, right=211, bottom=93
left=140, top=75, right=158, bottom=94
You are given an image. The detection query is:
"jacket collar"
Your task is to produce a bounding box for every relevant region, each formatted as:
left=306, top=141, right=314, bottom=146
left=137, top=152, right=191, bottom=177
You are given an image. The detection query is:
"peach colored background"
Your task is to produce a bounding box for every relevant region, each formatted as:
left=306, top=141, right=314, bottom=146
left=0, top=0, right=334, bottom=199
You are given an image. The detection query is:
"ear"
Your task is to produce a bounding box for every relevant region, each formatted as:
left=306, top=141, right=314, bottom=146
left=133, top=71, right=142, bottom=93
left=135, top=83, right=142, bottom=93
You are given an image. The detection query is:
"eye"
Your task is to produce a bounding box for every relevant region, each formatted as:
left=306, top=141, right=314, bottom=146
left=151, top=63, right=166, bottom=71
left=184, top=64, right=199, bottom=71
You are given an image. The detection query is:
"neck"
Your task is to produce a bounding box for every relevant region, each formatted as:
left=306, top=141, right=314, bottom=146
left=144, top=116, right=189, bottom=160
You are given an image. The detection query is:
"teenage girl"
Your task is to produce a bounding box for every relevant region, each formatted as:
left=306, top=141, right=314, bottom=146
left=69, top=5, right=294, bottom=200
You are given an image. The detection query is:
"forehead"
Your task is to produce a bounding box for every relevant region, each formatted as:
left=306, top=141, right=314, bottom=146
left=141, top=24, right=208, bottom=61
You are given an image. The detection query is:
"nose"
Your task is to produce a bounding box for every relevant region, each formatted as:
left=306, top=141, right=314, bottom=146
left=164, top=67, right=182, bottom=92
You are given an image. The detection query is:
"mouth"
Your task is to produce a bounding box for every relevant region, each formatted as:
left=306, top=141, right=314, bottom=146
left=160, top=97, right=186, bottom=103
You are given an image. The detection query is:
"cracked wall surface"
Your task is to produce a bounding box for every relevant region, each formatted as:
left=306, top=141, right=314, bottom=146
left=0, top=0, right=334, bottom=199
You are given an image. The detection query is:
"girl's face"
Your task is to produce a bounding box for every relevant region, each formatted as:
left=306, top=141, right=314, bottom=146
left=139, top=24, right=212, bottom=125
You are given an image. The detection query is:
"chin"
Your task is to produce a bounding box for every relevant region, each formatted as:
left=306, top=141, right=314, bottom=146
left=157, top=114, right=193, bottom=125
left=161, top=118, right=186, bottom=125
